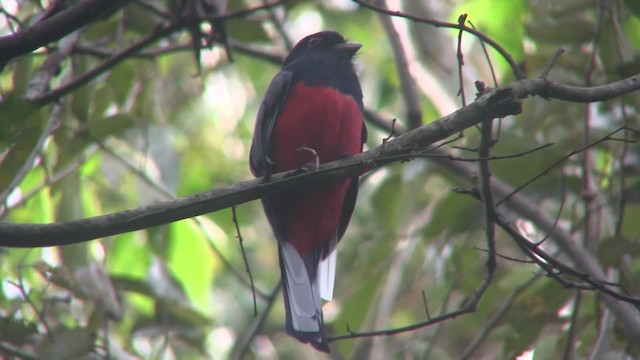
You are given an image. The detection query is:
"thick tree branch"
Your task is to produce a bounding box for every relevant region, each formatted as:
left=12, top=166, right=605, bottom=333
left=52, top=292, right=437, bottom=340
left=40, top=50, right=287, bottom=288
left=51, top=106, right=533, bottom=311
left=1, top=75, right=639, bottom=248
left=1, top=86, right=520, bottom=247
left=0, top=0, right=131, bottom=67
left=26, top=1, right=285, bottom=105
left=509, top=75, right=640, bottom=102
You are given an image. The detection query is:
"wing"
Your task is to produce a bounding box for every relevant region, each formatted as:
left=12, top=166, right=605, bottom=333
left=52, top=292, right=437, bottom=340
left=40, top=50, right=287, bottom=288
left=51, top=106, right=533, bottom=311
left=249, top=71, right=293, bottom=177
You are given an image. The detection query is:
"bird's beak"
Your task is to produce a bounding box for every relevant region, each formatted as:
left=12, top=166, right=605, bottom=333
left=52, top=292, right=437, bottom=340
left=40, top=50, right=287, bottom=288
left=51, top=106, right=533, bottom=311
left=334, top=42, right=362, bottom=58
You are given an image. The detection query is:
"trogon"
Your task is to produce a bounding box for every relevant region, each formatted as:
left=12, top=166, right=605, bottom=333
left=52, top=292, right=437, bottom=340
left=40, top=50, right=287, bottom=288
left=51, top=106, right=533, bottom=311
left=249, top=31, right=366, bottom=352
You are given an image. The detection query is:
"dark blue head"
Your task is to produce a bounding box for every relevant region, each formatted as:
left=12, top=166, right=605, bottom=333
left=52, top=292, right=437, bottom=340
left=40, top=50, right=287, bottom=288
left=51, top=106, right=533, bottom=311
left=283, top=31, right=361, bottom=66
left=282, top=31, right=363, bottom=109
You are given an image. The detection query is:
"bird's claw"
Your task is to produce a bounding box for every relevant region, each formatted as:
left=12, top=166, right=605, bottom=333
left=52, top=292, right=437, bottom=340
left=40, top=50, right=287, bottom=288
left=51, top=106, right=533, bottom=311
left=297, top=146, right=320, bottom=170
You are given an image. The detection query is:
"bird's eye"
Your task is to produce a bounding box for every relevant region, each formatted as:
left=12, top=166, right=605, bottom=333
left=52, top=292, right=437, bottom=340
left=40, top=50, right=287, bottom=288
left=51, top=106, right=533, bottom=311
left=308, top=36, right=322, bottom=48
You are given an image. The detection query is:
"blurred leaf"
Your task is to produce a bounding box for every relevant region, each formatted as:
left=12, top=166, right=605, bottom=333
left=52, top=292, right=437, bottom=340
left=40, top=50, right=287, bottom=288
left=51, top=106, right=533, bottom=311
left=455, top=0, right=526, bottom=60
left=335, top=275, right=381, bottom=356
left=224, top=0, right=270, bottom=42
left=526, top=18, right=594, bottom=44
left=621, top=205, right=640, bottom=238
left=617, top=56, right=640, bottom=78
left=109, top=62, right=137, bottom=105
left=502, top=280, right=569, bottom=355
left=370, top=168, right=402, bottom=235
left=423, top=192, right=479, bottom=237
left=226, top=18, right=269, bottom=42
left=0, top=99, right=43, bottom=194
left=111, top=275, right=155, bottom=297
left=11, top=54, right=34, bottom=95
left=33, top=261, right=82, bottom=296
left=0, top=317, right=38, bottom=342
left=124, top=4, right=161, bottom=35
left=156, top=299, right=212, bottom=328
left=167, top=220, right=216, bottom=312
left=88, top=113, right=137, bottom=140
left=625, top=0, right=640, bottom=19
left=36, top=327, right=94, bottom=360
left=71, top=57, right=92, bottom=123
left=598, top=237, right=640, bottom=267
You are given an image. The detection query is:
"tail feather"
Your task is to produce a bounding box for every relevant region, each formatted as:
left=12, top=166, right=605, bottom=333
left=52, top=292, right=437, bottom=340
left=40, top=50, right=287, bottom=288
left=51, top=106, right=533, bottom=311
left=318, top=246, right=337, bottom=301
left=279, top=241, right=330, bottom=352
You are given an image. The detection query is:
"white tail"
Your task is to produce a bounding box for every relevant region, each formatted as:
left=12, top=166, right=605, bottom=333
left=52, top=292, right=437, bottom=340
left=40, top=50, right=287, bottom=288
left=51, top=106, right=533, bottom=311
left=280, top=241, right=322, bottom=332
left=318, top=247, right=337, bottom=301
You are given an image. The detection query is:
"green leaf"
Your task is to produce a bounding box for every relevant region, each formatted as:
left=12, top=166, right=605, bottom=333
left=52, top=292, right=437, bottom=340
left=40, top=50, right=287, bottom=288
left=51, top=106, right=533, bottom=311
left=454, top=0, right=526, bottom=59
left=370, top=167, right=403, bottom=235
left=0, top=317, right=38, bottom=342
left=0, top=99, right=44, bottom=195
left=526, top=19, right=594, bottom=45
left=88, top=113, right=137, bottom=140
left=226, top=18, right=269, bottom=42
left=108, top=63, right=137, bottom=104
left=36, top=327, right=94, bottom=360
left=334, top=275, right=381, bottom=356
left=620, top=205, right=640, bottom=239
left=625, top=0, right=640, bottom=19
left=11, top=55, right=34, bottom=96
left=71, top=57, right=92, bottom=123
left=423, top=192, right=480, bottom=237
left=167, top=220, right=216, bottom=313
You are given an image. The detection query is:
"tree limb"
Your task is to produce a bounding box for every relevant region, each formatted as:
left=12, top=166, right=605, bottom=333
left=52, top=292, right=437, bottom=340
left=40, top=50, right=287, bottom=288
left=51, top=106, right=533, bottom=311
left=1, top=74, right=639, bottom=249
left=0, top=0, right=132, bottom=67
left=1, top=86, right=520, bottom=247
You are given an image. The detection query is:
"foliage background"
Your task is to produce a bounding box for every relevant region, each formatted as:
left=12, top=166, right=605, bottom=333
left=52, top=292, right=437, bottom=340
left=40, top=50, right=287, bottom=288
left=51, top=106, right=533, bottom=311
left=1, top=0, right=639, bottom=359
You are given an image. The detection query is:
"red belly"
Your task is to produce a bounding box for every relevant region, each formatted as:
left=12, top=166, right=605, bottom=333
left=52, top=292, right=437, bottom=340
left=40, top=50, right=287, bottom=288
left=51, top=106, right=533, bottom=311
left=269, top=83, right=363, bottom=255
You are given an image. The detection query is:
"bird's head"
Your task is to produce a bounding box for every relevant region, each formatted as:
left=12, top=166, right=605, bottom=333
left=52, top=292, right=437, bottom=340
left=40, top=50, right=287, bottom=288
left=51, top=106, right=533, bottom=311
left=283, top=31, right=361, bottom=66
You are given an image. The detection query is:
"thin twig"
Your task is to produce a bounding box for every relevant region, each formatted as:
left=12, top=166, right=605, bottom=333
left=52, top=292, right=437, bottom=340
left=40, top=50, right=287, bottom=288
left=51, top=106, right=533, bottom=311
left=0, top=147, right=96, bottom=219
left=460, top=273, right=540, bottom=360
left=497, top=126, right=634, bottom=207
left=539, top=48, right=566, bottom=80
left=0, top=0, right=132, bottom=67
left=562, top=291, right=582, bottom=360
left=375, top=142, right=554, bottom=164
left=456, top=14, right=467, bottom=107
left=352, top=0, right=524, bottom=79
left=0, top=105, right=61, bottom=206
left=231, top=282, right=282, bottom=360
left=494, top=215, right=640, bottom=305
left=29, top=1, right=285, bottom=105
left=614, top=104, right=631, bottom=238
left=0, top=342, right=39, bottom=360
left=6, top=275, right=53, bottom=340
left=95, top=141, right=268, bottom=299
left=232, top=206, right=257, bottom=316
left=474, top=86, right=497, bottom=308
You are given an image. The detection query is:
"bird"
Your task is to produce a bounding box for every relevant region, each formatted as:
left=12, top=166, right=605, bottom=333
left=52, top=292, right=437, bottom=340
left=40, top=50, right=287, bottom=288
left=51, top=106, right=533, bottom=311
left=249, top=31, right=366, bottom=352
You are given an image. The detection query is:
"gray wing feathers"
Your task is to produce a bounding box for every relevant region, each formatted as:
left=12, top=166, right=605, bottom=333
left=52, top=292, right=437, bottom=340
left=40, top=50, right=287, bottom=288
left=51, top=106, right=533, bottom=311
left=249, top=71, right=293, bottom=176
left=280, top=241, right=323, bottom=332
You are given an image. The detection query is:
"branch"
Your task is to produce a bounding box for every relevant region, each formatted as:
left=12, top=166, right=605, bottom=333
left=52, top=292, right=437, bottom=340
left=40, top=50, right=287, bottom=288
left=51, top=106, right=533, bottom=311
left=361, top=76, right=640, bottom=342
left=2, top=74, right=639, bottom=248
left=0, top=0, right=132, bottom=67
left=353, top=0, right=525, bottom=79
left=508, top=75, right=640, bottom=102
left=375, top=0, right=423, bottom=130
left=29, top=22, right=181, bottom=105
left=0, top=86, right=520, bottom=247
left=28, top=1, right=285, bottom=105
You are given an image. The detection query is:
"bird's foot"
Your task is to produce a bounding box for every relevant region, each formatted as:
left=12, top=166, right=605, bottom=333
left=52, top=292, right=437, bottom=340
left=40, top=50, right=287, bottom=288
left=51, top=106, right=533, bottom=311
left=297, top=146, right=320, bottom=170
